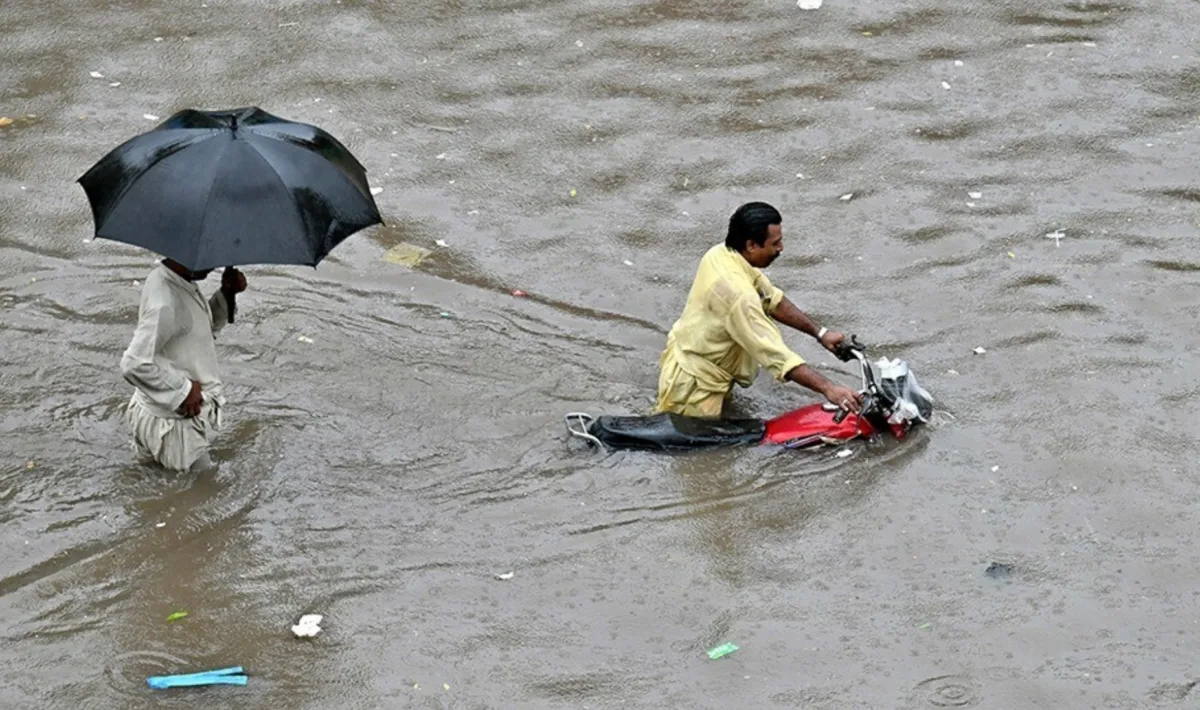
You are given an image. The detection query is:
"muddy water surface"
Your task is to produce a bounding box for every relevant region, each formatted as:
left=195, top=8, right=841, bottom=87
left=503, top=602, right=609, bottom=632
left=2, top=0, right=1200, bottom=708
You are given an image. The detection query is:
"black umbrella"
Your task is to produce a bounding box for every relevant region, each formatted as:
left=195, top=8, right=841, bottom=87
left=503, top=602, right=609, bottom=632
left=78, top=106, right=384, bottom=274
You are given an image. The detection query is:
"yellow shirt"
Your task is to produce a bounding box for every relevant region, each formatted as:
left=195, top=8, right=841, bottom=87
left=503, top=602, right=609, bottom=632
left=662, top=244, right=806, bottom=396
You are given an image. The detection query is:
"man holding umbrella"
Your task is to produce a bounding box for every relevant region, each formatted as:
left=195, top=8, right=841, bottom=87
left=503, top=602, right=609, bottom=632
left=79, top=107, right=383, bottom=472
left=119, top=262, right=247, bottom=472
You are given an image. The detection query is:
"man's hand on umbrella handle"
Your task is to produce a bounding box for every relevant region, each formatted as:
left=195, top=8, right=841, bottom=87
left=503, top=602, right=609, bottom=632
left=179, top=380, right=203, bottom=418
left=222, top=267, right=247, bottom=294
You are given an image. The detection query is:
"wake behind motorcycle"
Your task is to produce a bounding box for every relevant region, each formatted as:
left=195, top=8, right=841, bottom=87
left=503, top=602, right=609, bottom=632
left=565, top=336, right=934, bottom=453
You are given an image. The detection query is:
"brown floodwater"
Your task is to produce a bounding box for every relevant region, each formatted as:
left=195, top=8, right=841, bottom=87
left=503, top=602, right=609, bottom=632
left=2, top=0, right=1200, bottom=708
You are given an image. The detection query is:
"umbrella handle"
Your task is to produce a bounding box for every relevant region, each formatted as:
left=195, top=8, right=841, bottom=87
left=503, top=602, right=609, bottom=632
left=223, top=266, right=238, bottom=324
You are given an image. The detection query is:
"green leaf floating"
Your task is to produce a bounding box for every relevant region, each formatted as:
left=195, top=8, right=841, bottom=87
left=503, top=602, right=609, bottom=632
left=166, top=611, right=189, bottom=622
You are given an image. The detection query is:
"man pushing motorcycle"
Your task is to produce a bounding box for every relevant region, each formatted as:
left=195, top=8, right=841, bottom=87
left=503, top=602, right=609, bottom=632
left=655, top=201, right=864, bottom=419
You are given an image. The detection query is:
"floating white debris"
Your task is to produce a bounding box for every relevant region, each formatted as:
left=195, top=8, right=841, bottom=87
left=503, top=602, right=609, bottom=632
left=467, top=210, right=479, bottom=215
left=835, top=449, right=853, bottom=459
left=840, top=193, right=854, bottom=201
left=435, top=239, right=448, bottom=247
left=575, top=39, right=584, bottom=47
left=947, top=369, right=959, bottom=376
left=291, top=614, right=323, bottom=638
left=1045, top=230, right=1065, bottom=247
left=109, top=82, right=121, bottom=87
left=154, top=37, right=163, bottom=42
left=155, top=522, right=166, bottom=528
left=973, top=347, right=987, bottom=355
left=968, top=191, right=982, bottom=199
left=143, top=114, right=159, bottom=121
left=797, top=0, right=822, bottom=9
left=495, top=572, right=514, bottom=581
left=991, top=466, right=1000, bottom=472
left=435, top=153, right=446, bottom=160
left=941, top=81, right=952, bottom=90
left=954, top=60, right=964, bottom=66
left=369, top=187, right=383, bottom=196
left=297, top=335, right=314, bottom=344
left=89, top=71, right=104, bottom=79
left=623, top=259, right=633, bottom=266
left=966, top=202, right=976, bottom=207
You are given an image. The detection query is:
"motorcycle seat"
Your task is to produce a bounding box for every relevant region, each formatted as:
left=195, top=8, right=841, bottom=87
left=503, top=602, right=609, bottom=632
left=586, top=412, right=766, bottom=451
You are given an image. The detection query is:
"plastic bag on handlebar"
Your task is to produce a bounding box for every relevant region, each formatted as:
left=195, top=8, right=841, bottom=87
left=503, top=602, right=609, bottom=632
left=876, top=357, right=934, bottom=423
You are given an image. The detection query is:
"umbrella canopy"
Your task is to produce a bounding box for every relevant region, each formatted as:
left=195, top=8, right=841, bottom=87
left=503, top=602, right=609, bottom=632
left=78, top=107, right=383, bottom=272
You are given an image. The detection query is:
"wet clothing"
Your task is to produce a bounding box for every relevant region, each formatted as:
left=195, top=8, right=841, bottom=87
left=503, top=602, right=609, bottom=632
left=119, top=264, right=231, bottom=472
left=656, top=244, right=806, bottom=418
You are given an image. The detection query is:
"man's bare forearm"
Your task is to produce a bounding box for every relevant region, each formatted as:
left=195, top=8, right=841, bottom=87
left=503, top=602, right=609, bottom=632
left=772, top=296, right=821, bottom=338
left=784, top=363, right=834, bottom=397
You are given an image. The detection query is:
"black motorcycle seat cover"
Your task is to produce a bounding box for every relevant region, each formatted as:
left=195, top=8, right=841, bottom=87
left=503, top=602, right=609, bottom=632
left=587, top=412, right=766, bottom=451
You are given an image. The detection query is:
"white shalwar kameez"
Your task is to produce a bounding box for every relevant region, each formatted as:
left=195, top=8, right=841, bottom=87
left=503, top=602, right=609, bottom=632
left=119, top=264, right=231, bottom=472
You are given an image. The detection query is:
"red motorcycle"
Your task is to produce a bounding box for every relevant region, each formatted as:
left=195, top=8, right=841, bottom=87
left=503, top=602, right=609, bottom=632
left=565, top=336, right=933, bottom=452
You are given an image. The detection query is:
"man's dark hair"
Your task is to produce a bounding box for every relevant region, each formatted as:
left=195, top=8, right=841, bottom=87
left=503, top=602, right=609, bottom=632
left=725, top=201, right=782, bottom=251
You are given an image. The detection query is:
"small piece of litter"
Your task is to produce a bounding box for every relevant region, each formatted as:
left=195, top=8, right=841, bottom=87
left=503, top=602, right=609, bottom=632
left=369, top=187, right=383, bottom=196
left=435, top=239, right=448, bottom=247
left=796, top=173, right=804, bottom=179
left=109, top=82, right=121, bottom=87
left=0, top=117, right=13, bottom=128
left=968, top=191, right=982, bottom=199
left=623, top=259, right=633, bottom=266
left=1045, top=230, right=1065, bottom=247
left=297, top=336, right=314, bottom=344
left=147, top=666, right=246, bottom=690
left=835, top=449, right=853, bottom=459
left=1008, top=251, right=1015, bottom=258
left=947, top=369, right=959, bottom=376
left=575, top=39, right=584, bottom=47
left=918, top=622, right=931, bottom=629
left=156, top=522, right=166, bottom=528
left=89, top=71, right=104, bottom=79
left=707, top=643, right=739, bottom=660
left=973, top=347, right=987, bottom=355
left=840, top=193, right=854, bottom=201
left=143, top=114, right=160, bottom=121
left=569, top=188, right=577, bottom=198
left=991, top=466, right=999, bottom=472
left=443, top=683, right=450, bottom=691
left=955, top=60, right=964, bottom=66
left=153, top=37, right=163, bottom=42
left=861, top=31, right=874, bottom=37
left=495, top=572, right=514, bottom=581
left=511, top=289, right=527, bottom=297
left=467, top=210, right=479, bottom=215
left=382, top=243, right=431, bottom=267
left=25, top=461, right=36, bottom=469
left=985, top=562, right=1012, bottom=579
left=797, top=0, right=822, bottom=9
left=966, top=202, right=976, bottom=208
left=435, top=153, right=446, bottom=160
left=291, top=614, right=323, bottom=638
left=439, top=312, right=451, bottom=318
left=941, top=81, right=952, bottom=90
left=166, top=611, right=189, bottom=622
